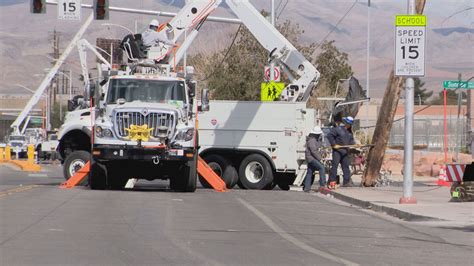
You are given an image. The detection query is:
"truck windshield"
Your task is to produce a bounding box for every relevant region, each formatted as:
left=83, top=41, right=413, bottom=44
left=107, top=79, right=185, bottom=104
left=9, top=136, right=25, bottom=141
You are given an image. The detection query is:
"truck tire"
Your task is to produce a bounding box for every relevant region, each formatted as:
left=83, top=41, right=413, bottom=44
left=171, top=154, right=197, bottom=192
left=199, top=154, right=238, bottom=189
left=238, top=153, right=274, bottom=190
left=63, top=150, right=91, bottom=185
left=275, top=173, right=296, bottom=191
left=106, top=164, right=128, bottom=190
left=89, top=161, right=107, bottom=190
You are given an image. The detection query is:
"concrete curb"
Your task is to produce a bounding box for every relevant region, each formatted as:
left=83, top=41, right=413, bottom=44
left=318, top=188, right=444, bottom=222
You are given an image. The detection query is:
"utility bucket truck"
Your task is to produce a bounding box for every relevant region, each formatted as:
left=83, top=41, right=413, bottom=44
left=57, top=0, right=320, bottom=191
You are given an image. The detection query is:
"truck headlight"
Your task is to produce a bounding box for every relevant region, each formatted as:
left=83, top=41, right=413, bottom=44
left=95, top=126, right=113, bottom=138
left=176, top=128, right=194, bottom=141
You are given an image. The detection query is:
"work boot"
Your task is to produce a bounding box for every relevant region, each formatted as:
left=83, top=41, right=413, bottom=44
left=342, top=179, right=355, bottom=187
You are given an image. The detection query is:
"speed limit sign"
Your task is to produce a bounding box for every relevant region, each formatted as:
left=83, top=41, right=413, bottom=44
left=395, top=15, right=426, bottom=77
left=58, top=0, right=81, bottom=20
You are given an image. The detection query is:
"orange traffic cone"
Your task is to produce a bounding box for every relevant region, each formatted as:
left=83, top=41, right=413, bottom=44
left=437, top=165, right=450, bottom=187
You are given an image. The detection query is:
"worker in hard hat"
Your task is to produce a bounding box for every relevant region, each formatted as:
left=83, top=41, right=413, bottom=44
left=303, top=126, right=327, bottom=192
left=326, top=116, right=356, bottom=187
left=142, top=19, right=175, bottom=48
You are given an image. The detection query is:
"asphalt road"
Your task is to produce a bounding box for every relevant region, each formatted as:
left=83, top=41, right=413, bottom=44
left=0, top=163, right=472, bottom=265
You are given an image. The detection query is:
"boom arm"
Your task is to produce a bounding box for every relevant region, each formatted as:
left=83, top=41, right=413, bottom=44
left=225, top=0, right=319, bottom=102
left=10, top=14, right=94, bottom=134
left=167, top=0, right=320, bottom=102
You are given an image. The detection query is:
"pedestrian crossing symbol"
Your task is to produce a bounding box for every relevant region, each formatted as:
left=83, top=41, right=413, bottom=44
left=261, top=81, right=285, bottom=101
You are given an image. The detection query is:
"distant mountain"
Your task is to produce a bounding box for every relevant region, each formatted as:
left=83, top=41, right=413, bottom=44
left=0, top=0, right=472, bottom=99
left=432, top=27, right=474, bottom=36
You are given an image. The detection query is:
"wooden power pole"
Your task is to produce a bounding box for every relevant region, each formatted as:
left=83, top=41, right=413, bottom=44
left=362, top=0, right=426, bottom=186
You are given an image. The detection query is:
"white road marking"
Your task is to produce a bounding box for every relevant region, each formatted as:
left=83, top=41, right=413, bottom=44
left=28, top=173, right=48, bottom=177
left=237, top=198, right=359, bottom=266
left=48, top=228, right=64, bottom=232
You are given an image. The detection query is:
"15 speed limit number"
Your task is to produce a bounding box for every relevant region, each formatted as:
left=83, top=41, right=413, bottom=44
left=58, top=0, right=81, bottom=20
left=395, top=15, right=426, bottom=77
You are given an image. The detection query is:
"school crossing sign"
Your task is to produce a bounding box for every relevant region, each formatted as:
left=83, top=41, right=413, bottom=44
left=261, top=81, right=285, bottom=101
left=395, top=15, right=426, bottom=77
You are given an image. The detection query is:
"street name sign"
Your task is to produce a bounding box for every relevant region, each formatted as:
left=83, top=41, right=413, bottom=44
left=395, top=15, right=426, bottom=77
left=58, top=0, right=81, bottom=21
left=443, top=80, right=474, bottom=89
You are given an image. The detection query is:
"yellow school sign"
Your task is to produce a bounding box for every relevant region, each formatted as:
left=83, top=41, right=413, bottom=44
left=261, top=81, right=285, bottom=101
left=395, top=15, right=426, bottom=26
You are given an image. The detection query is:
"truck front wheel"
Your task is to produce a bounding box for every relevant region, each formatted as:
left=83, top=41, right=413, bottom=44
left=89, top=161, right=107, bottom=190
left=63, top=150, right=91, bottom=185
left=171, top=155, right=197, bottom=192
left=106, top=163, right=129, bottom=190
left=238, top=154, right=274, bottom=190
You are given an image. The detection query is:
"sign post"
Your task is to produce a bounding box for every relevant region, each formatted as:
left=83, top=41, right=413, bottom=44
left=58, top=0, right=81, bottom=21
left=395, top=3, right=425, bottom=204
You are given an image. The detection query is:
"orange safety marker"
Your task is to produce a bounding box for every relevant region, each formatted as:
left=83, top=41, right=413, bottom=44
left=59, top=161, right=90, bottom=189
left=197, top=156, right=227, bottom=192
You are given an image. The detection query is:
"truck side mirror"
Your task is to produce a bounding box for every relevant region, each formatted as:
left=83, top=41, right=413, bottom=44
left=199, top=89, right=210, bottom=112
left=188, top=82, right=196, bottom=98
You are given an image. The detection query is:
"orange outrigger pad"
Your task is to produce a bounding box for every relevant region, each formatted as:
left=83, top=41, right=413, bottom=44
left=198, top=156, right=227, bottom=192
left=59, top=161, right=90, bottom=189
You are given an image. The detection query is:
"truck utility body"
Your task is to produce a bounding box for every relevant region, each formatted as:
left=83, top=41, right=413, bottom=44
left=199, top=101, right=315, bottom=189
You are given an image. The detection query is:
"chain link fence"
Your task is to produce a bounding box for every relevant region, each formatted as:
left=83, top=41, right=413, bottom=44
left=388, top=118, right=468, bottom=152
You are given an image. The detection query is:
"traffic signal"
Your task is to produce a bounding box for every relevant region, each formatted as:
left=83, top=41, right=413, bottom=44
left=31, top=0, right=46, bottom=14
left=94, top=0, right=109, bottom=20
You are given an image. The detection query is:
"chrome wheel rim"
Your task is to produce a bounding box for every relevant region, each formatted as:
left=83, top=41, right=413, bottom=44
left=245, top=161, right=264, bottom=183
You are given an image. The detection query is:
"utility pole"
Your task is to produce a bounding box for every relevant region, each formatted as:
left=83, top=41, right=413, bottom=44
left=365, top=0, right=371, bottom=129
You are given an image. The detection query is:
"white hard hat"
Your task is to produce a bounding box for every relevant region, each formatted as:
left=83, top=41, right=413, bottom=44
left=310, top=126, right=323, bottom=135
left=150, top=19, right=160, bottom=27
left=343, top=116, right=354, bottom=125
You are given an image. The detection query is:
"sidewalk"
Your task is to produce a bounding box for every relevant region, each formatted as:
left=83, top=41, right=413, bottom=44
left=317, top=174, right=474, bottom=226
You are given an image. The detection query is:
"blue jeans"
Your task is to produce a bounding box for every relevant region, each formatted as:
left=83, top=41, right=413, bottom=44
left=329, top=150, right=351, bottom=184
left=304, top=159, right=326, bottom=191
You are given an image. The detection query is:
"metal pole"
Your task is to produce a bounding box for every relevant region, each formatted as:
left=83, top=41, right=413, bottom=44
left=401, top=0, right=417, bottom=204
left=444, top=89, right=448, bottom=162
left=455, top=73, right=462, bottom=161
left=46, top=86, right=51, bottom=130
left=365, top=0, right=371, bottom=129
left=270, top=0, right=275, bottom=82
left=69, top=70, right=72, bottom=100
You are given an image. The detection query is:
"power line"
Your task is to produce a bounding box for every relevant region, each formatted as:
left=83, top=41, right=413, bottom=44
left=199, top=25, right=242, bottom=82
left=315, top=0, right=359, bottom=51
left=442, top=7, right=473, bottom=25
left=277, top=0, right=288, bottom=19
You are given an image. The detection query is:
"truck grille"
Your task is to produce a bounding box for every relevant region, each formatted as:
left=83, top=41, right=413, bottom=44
left=114, top=111, right=176, bottom=140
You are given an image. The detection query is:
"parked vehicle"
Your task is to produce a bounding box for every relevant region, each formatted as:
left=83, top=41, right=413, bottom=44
left=7, top=135, right=27, bottom=158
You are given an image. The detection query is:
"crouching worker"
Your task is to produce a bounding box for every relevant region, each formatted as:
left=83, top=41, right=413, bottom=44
left=304, top=126, right=327, bottom=192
